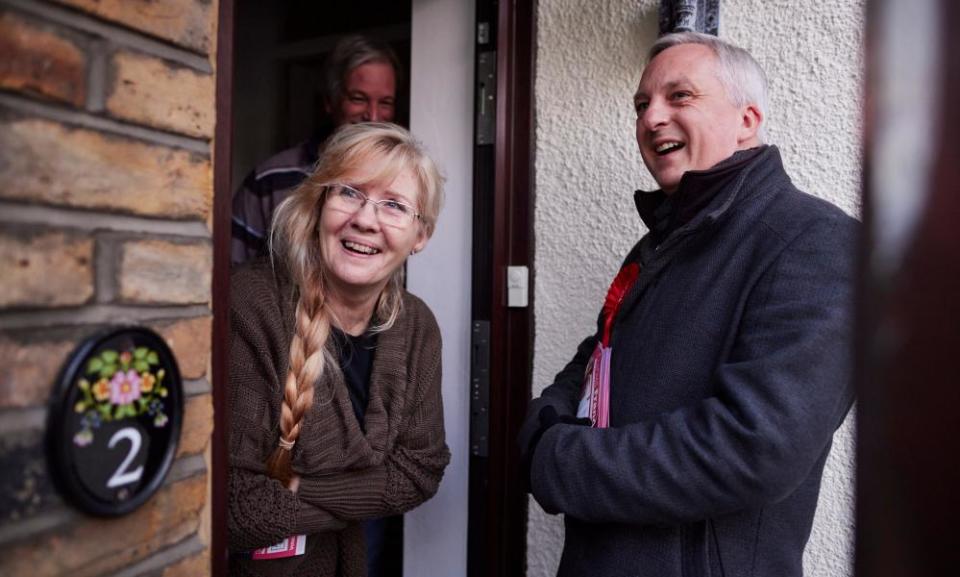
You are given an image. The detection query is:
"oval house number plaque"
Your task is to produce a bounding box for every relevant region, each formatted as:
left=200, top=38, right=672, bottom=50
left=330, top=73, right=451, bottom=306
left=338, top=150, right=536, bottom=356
left=46, top=327, right=183, bottom=517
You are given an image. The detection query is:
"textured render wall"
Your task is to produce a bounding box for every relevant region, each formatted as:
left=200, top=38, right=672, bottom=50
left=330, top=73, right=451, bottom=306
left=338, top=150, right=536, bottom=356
left=530, top=1, right=864, bottom=576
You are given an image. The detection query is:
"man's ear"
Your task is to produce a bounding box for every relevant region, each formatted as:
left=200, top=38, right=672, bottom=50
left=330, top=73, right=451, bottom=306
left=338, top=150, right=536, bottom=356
left=738, top=103, right=763, bottom=144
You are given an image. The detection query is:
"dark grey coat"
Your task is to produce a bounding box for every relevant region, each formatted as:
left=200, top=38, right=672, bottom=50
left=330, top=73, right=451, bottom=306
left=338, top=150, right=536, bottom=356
left=520, top=146, right=857, bottom=577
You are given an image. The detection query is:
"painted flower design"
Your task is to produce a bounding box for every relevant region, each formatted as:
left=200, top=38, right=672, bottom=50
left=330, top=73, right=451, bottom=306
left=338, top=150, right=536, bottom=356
left=140, top=372, right=156, bottom=393
left=109, top=370, right=142, bottom=405
left=73, top=428, right=93, bottom=447
left=92, top=378, right=111, bottom=402
left=81, top=411, right=102, bottom=429
left=73, top=345, right=170, bottom=443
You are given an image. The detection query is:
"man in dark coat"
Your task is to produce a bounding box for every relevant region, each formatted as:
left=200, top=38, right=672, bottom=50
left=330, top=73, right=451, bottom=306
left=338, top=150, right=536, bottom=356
left=519, top=32, right=857, bottom=577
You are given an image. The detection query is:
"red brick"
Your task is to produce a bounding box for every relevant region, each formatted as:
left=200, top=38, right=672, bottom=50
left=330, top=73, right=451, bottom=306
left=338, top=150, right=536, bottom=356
left=0, top=11, right=86, bottom=107
left=161, top=548, right=209, bottom=577
left=118, top=240, right=211, bottom=305
left=0, top=228, right=94, bottom=308
left=0, top=116, right=212, bottom=221
left=0, top=473, right=207, bottom=577
left=106, top=51, right=214, bottom=138
left=0, top=333, right=75, bottom=408
left=152, top=315, right=211, bottom=380
left=0, top=315, right=211, bottom=410
left=177, top=394, right=213, bottom=457
left=51, top=0, right=213, bottom=53
left=0, top=428, right=63, bottom=523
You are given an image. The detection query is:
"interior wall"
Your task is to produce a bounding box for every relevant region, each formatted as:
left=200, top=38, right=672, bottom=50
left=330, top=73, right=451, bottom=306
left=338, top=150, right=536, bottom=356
left=405, top=0, right=475, bottom=575
left=230, top=2, right=411, bottom=192
left=231, top=0, right=281, bottom=189
left=530, top=1, right=864, bottom=576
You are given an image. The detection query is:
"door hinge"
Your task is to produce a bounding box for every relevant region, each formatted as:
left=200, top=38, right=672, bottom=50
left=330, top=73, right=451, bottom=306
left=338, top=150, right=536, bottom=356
left=469, top=321, right=490, bottom=457
left=476, top=51, right=496, bottom=145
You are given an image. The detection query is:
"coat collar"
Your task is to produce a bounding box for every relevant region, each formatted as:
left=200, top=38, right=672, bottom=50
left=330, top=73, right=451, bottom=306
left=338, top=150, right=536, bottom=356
left=634, top=145, right=771, bottom=243
left=614, top=146, right=787, bottom=328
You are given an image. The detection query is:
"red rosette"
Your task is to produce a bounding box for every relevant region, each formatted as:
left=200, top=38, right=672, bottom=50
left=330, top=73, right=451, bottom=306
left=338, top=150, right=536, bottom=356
left=601, top=262, right=640, bottom=346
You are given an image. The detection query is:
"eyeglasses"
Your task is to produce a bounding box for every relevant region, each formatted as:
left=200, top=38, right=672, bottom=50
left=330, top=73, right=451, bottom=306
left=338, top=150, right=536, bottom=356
left=324, top=183, right=421, bottom=229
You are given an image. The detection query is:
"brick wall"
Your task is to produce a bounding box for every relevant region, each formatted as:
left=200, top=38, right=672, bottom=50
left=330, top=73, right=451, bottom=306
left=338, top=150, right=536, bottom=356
left=0, top=0, right=217, bottom=575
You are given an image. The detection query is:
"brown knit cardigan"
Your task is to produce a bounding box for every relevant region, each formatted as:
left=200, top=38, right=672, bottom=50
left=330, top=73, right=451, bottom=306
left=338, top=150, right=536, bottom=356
left=228, top=260, right=450, bottom=577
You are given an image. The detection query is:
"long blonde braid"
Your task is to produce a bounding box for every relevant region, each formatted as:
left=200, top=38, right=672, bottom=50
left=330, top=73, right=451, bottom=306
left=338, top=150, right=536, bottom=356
left=264, top=279, right=334, bottom=485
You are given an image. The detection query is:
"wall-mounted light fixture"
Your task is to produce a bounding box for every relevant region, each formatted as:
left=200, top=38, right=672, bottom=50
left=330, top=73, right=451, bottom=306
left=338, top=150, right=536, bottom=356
left=659, top=0, right=720, bottom=36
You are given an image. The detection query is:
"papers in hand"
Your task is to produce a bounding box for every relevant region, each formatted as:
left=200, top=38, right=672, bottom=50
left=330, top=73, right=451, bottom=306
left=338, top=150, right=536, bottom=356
left=576, top=342, right=611, bottom=428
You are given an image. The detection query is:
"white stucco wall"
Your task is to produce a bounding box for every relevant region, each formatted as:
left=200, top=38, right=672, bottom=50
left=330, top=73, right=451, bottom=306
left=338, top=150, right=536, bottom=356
left=530, top=1, right=864, bottom=576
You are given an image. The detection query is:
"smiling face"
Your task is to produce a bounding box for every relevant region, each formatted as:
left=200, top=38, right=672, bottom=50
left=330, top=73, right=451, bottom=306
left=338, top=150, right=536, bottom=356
left=634, top=43, right=762, bottom=193
left=319, top=168, right=426, bottom=301
left=329, top=61, right=397, bottom=126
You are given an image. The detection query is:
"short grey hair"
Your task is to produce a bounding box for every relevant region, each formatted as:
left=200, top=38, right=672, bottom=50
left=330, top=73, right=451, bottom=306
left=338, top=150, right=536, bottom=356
left=322, top=35, right=402, bottom=110
left=650, top=32, right=769, bottom=142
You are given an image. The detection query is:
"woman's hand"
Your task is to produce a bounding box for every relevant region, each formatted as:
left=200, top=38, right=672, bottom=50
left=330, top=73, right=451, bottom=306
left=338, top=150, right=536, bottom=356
left=288, top=474, right=301, bottom=494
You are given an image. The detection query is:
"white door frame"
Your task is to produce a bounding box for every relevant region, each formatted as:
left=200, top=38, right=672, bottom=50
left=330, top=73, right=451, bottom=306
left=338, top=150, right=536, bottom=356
left=405, top=0, right=476, bottom=575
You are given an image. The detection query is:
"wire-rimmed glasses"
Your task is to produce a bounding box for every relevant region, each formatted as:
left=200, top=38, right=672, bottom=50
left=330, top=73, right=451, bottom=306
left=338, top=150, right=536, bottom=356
left=324, top=183, right=421, bottom=229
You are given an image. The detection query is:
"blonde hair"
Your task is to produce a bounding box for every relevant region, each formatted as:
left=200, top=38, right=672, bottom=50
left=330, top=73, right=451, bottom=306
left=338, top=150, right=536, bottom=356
left=264, top=122, right=444, bottom=485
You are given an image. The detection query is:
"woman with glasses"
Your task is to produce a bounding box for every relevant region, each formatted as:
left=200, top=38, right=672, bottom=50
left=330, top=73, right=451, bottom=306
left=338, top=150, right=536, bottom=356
left=228, top=122, right=449, bottom=577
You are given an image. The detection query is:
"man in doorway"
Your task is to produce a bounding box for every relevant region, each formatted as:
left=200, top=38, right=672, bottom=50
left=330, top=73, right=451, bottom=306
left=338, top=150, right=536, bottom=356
left=520, top=32, right=857, bottom=577
left=231, top=35, right=400, bottom=264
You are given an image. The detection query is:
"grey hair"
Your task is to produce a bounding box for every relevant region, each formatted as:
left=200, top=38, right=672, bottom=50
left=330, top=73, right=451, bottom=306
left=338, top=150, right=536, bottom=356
left=650, top=32, right=769, bottom=142
left=322, top=35, right=402, bottom=110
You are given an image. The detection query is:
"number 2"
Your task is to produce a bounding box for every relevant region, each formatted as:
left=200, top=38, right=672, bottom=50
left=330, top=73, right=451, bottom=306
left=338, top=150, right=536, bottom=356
left=106, top=427, right=145, bottom=489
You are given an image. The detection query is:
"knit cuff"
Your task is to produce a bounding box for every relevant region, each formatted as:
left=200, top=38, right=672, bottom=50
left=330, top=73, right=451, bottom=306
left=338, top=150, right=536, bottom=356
left=295, top=500, right=347, bottom=534
left=228, top=468, right=300, bottom=551
left=297, top=466, right=389, bottom=518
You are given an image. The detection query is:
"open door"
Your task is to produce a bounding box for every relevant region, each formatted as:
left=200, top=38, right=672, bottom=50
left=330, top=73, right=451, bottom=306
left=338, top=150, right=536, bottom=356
left=215, top=2, right=414, bottom=574
left=211, top=1, right=234, bottom=574
left=215, top=1, right=537, bottom=574
left=466, top=1, right=537, bottom=576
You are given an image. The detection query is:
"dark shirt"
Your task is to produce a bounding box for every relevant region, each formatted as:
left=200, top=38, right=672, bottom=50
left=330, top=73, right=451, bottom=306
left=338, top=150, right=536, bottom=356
left=331, top=326, right=390, bottom=577
left=331, top=327, right=378, bottom=431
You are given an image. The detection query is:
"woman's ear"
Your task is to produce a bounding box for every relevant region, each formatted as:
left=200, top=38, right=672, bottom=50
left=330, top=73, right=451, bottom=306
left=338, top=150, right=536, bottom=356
left=411, top=227, right=428, bottom=255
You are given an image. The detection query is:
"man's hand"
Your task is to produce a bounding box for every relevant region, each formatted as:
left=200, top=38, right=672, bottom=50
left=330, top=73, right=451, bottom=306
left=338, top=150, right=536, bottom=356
left=520, top=405, right=591, bottom=491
